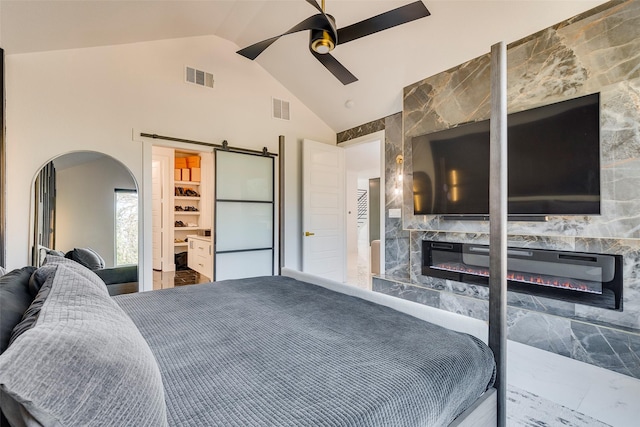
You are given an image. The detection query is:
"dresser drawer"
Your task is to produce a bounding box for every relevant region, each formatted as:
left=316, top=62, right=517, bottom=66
left=187, top=236, right=213, bottom=280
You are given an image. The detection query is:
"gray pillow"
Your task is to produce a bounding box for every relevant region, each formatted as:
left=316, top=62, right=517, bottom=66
left=0, top=258, right=168, bottom=426
left=65, top=247, right=106, bottom=270
left=11, top=265, right=56, bottom=346
left=28, top=265, right=52, bottom=297
left=0, top=267, right=37, bottom=354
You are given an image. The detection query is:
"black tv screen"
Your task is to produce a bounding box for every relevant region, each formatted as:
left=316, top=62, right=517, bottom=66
left=412, top=93, right=601, bottom=216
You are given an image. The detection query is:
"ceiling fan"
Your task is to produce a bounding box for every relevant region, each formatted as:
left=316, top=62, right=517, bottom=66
left=236, top=0, right=431, bottom=85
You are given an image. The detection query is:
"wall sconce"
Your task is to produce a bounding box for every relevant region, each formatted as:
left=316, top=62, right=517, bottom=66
left=394, top=154, right=404, bottom=195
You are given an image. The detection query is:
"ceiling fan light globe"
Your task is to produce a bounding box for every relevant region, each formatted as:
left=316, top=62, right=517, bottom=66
left=314, top=43, right=331, bottom=54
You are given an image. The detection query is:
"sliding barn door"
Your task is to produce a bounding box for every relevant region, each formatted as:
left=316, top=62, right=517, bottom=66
left=214, top=150, right=274, bottom=280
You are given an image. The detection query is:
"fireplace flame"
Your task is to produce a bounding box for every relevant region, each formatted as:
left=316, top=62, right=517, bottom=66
left=432, top=262, right=602, bottom=294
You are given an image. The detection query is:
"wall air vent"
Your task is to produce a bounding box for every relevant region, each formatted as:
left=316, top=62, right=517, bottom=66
left=185, top=66, right=214, bottom=89
left=272, top=98, right=290, bottom=121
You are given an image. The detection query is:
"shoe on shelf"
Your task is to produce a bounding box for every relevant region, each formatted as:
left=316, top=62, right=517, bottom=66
left=174, top=238, right=185, bottom=243
left=175, top=220, right=185, bottom=227
left=175, top=206, right=184, bottom=211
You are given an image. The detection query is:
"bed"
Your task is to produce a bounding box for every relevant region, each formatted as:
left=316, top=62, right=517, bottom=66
left=0, top=256, right=495, bottom=426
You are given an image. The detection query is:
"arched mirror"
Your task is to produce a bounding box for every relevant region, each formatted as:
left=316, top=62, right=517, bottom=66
left=30, top=151, right=139, bottom=295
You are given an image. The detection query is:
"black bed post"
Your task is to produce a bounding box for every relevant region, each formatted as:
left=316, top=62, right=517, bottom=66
left=0, top=47, right=5, bottom=268
left=278, top=135, right=285, bottom=275
left=489, top=41, right=507, bottom=427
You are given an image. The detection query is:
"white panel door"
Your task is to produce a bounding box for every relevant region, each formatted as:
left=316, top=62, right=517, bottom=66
left=302, top=139, right=346, bottom=282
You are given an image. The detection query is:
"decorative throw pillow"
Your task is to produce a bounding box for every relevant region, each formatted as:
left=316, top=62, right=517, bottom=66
left=0, top=266, right=6, bottom=277
left=11, top=265, right=57, bottom=345
left=0, top=267, right=37, bottom=354
left=0, top=260, right=168, bottom=426
left=28, top=266, right=52, bottom=297
left=65, top=247, right=106, bottom=270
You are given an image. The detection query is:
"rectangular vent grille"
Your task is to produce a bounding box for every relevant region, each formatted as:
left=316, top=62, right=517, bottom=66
left=272, top=98, right=290, bottom=120
left=186, top=66, right=214, bottom=89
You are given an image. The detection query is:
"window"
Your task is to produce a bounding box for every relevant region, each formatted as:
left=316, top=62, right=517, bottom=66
left=115, top=189, right=138, bottom=266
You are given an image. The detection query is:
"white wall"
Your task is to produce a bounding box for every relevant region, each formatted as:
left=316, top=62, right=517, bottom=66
left=345, top=171, right=358, bottom=282
left=55, top=156, right=136, bottom=267
left=5, top=35, right=335, bottom=275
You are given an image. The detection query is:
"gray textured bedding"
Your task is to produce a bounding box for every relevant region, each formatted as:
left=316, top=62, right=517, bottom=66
left=116, top=276, right=496, bottom=427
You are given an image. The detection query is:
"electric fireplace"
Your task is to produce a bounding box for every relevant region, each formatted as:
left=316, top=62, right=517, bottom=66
left=422, top=240, right=623, bottom=310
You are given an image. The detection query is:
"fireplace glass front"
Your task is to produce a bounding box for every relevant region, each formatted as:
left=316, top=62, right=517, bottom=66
left=422, top=241, right=623, bottom=310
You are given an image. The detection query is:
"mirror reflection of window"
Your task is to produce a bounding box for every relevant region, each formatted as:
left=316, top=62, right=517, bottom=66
left=115, top=189, right=138, bottom=266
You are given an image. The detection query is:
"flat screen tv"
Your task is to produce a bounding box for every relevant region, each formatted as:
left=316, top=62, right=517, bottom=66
left=411, top=93, right=601, bottom=217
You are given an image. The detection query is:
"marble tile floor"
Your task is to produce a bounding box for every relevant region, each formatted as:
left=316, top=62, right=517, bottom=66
left=152, top=268, right=211, bottom=290
left=508, top=385, right=610, bottom=426
left=508, top=341, right=640, bottom=427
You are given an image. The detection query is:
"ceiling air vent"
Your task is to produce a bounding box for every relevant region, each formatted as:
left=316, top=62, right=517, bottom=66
left=185, top=66, right=214, bottom=89
left=272, top=98, right=290, bottom=121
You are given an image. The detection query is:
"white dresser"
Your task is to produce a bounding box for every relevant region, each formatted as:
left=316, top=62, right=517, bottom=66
left=187, top=235, right=213, bottom=280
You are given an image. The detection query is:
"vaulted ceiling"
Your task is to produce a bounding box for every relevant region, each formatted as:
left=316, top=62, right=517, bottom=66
left=0, top=0, right=607, bottom=132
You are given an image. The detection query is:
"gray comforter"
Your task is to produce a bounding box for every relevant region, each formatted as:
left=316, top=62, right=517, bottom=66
left=116, top=276, right=495, bottom=426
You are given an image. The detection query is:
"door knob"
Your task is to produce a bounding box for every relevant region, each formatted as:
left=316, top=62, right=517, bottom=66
left=305, top=231, right=315, bottom=236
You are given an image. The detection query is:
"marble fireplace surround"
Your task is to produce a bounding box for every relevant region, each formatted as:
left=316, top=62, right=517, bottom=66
left=340, top=1, right=640, bottom=379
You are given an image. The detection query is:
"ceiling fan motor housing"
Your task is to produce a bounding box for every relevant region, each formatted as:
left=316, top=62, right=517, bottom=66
left=310, top=14, right=336, bottom=54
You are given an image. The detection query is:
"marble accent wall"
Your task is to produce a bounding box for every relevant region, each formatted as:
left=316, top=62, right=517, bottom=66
left=374, top=0, right=640, bottom=378
left=401, top=1, right=640, bottom=238
left=383, top=113, right=410, bottom=278
left=374, top=272, right=640, bottom=379
left=337, top=118, right=385, bottom=144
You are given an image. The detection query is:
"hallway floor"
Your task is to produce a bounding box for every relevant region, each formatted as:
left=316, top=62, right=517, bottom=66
left=153, top=269, right=211, bottom=290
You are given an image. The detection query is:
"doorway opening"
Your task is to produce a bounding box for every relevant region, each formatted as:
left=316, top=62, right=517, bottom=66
left=150, top=141, right=277, bottom=290
left=343, top=133, right=384, bottom=290
left=151, top=144, right=213, bottom=290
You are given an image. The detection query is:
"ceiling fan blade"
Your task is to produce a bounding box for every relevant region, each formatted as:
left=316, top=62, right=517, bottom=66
left=237, top=36, right=282, bottom=60
left=304, top=0, right=337, bottom=36
left=237, top=14, right=333, bottom=60
left=337, top=1, right=430, bottom=45
left=310, top=49, right=358, bottom=85
left=305, top=0, right=324, bottom=14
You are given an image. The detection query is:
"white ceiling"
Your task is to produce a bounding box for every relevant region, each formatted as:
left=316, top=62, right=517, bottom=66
left=0, top=0, right=608, bottom=132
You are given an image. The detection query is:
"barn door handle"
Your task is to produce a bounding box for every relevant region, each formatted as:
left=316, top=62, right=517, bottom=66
left=304, top=231, right=315, bottom=237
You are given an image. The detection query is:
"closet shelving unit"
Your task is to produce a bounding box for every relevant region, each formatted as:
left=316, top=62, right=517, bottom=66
left=173, top=155, right=204, bottom=249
